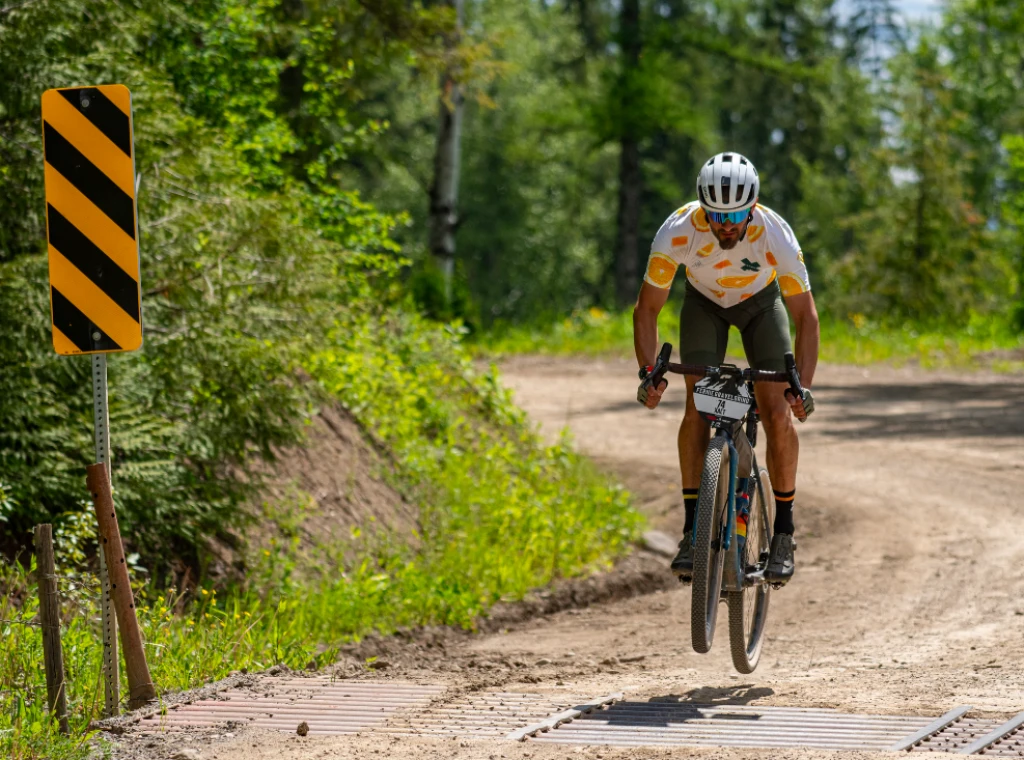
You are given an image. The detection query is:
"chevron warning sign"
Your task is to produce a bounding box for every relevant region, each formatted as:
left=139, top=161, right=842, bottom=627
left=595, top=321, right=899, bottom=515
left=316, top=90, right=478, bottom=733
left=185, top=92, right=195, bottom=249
left=41, top=85, right=142, bottom=355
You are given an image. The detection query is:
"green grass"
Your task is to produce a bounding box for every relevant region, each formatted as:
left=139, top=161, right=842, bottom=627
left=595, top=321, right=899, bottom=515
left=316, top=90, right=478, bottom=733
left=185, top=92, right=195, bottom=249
left=476, top=305, right=1024, bottom=371
left=1, top=312, right=642, bottom=760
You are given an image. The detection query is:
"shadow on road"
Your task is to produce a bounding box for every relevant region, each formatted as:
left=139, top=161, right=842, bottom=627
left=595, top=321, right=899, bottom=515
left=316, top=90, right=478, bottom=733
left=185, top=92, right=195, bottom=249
left=810, top=382, right=1024, bottom=439
left=654, top=684, right=774, bottom=705
left=580, top=686, right=775, bottom=729
left=581, top=381, right=1024, bottom=440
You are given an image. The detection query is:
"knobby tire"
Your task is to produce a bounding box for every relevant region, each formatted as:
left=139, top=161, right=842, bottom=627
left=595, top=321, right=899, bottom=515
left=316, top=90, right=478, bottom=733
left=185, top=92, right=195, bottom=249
left=691, top=436, right=729, bottom=654
left=727, top=466, right=775, bottom=673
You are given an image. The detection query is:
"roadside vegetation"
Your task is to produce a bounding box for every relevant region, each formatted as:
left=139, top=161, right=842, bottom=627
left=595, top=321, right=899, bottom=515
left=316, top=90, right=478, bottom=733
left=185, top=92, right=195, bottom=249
left=478, top=307, right=1024, bottom=371
left=2, top=321, right=637, bottom=758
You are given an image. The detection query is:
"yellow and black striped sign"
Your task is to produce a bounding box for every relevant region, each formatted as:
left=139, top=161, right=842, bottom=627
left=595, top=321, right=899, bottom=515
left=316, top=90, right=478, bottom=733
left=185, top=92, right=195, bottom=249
left=41, top=85, right=142, bottom=355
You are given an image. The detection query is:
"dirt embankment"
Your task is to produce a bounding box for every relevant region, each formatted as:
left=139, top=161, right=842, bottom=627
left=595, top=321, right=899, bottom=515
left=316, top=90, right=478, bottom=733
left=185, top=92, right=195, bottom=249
left=201, top=404, right=418, bottom=582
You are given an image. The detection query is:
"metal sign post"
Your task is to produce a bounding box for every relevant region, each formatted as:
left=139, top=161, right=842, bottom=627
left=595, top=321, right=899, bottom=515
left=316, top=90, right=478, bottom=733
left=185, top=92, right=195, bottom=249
left=41, top=84, right=144, bottom=717
left=92, top=353, right=118, bottom=716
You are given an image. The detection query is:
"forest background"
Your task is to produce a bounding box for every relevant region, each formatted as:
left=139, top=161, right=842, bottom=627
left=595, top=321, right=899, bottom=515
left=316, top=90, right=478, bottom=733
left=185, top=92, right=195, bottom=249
left=1, top=0, right=1023, bottom=756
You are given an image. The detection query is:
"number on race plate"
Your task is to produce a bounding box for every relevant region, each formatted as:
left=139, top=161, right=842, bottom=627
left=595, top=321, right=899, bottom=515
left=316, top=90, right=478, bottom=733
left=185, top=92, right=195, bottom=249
left=692, top=375, right=752, bottom=424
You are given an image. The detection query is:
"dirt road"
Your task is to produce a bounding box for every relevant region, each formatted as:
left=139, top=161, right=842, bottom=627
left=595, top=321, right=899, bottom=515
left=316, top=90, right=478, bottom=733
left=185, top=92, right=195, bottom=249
left=116, top=356, right=1024, bottom=760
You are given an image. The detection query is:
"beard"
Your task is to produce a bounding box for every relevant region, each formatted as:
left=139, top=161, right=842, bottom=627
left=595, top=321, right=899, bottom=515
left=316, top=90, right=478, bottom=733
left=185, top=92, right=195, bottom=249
left=714, top=229, right=740, bottom=250
left=711, top=219, right=749, bottom=250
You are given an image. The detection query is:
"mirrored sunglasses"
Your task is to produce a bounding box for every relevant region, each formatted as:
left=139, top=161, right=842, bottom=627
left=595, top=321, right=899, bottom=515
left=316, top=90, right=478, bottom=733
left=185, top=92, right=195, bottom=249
left=705, top=208, right=751, bottom=225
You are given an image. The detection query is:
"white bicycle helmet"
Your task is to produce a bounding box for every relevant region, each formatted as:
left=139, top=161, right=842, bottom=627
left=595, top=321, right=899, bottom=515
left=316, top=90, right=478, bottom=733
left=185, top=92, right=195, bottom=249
left=696, top=152, right=760, bottom=212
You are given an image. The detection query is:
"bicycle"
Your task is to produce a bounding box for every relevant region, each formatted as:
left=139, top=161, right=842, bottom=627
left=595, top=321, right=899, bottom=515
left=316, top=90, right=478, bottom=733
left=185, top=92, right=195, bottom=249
left=640, top=342, right=805, bottom=673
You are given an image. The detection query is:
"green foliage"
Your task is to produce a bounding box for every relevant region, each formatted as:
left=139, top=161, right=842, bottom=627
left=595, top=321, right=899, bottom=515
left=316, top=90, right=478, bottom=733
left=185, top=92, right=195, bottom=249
left=0, top=0, right=405, bottom=564
left=818, top=35, right=1011, bottom=321
left=343, top=0, right=1024, bottom=332
left=476, top=304, right=1024, bottom=371
left=1005, top=135, right=1024, bottom=329
left=482, top=306, right=679, bottom=359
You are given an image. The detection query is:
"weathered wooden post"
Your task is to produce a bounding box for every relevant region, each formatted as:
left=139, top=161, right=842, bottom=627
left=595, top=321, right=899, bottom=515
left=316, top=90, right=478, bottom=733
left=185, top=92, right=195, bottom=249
left=34, top=524, right=69, bottom=735
left=87, top=463, right=156, bottom=709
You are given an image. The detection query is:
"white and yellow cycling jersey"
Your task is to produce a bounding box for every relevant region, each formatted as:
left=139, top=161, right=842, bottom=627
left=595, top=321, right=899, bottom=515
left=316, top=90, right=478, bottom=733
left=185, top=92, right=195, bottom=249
left=644, top=202, right=811, bottom=308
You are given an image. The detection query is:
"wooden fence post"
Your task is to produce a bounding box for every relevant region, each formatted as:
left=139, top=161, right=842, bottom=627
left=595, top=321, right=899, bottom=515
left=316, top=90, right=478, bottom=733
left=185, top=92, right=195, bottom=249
left=34, top=524, right=69, bottom=735
left=86, top=463, right=157, bottom=709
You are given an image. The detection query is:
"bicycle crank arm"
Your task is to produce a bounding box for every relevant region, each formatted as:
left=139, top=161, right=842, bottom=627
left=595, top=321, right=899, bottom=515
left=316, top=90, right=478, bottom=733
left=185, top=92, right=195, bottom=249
left=741, top=567, right=768, bottom=587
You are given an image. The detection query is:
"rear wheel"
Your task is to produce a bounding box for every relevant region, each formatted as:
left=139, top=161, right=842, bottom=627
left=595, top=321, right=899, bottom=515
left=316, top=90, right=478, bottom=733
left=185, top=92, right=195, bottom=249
left=727, top=467, right=775, bottom=673
left=690, top=436, right=730, bottom=654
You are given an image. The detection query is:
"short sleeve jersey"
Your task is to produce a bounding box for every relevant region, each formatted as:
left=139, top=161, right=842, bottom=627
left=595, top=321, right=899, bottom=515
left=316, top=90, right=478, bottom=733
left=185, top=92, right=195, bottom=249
left=644, top=202, right=810, bottom=308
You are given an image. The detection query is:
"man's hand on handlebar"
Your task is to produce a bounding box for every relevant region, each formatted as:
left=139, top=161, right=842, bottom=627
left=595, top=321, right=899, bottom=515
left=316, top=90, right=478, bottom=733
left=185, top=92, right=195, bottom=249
left=637, top=376, right=668, bottom=409
left=636, top=344, right=674, bottom=409
left=785, top=387, right=815, bottom=422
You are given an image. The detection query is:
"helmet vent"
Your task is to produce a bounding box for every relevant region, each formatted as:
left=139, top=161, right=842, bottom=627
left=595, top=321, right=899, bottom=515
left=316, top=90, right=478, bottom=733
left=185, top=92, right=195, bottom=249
left=721, top=177, right=731, bottom=205
left=708, top=185, right=717, bottom=204
left=739, top=157, right=748, bottom=165
left=722, top=153, right=733, bottom=162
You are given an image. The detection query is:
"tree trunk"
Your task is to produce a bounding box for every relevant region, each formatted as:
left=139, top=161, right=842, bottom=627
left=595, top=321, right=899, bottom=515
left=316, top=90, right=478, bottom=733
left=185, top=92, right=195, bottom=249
left=614, top=0, right=643, bottom=307
left=428, top=0, right=465, bottom=304
left=616, top=139, right=643, bottom=306
left=567, top=0, right=600, bottom=53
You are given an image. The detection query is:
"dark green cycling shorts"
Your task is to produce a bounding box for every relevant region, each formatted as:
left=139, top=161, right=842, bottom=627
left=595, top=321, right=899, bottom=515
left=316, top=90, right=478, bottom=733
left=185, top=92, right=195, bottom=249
left=679, top=279, right=792, bottom=371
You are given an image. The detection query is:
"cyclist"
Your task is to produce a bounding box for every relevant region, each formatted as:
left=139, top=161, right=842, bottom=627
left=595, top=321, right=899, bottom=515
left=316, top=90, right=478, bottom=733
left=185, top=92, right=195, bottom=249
left=633, top=152, right=819, bottom=585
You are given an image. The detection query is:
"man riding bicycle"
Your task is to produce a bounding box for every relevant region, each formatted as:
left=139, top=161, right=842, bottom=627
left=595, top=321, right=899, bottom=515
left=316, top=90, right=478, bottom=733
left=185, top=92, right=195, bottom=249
left=633, top=152, right=819, bottom=585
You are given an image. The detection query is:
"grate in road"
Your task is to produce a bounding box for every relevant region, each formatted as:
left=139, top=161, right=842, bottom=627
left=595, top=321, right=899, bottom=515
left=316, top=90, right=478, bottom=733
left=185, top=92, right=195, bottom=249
left=136, top=677, right=1024, bottom=756
left=527, top=700, right=939, bottom=751
left=910, top=710, right=1024, bottom=756
left=139, top=678, right=443, bottom=736
left=382, top=691, right=585, bottom=738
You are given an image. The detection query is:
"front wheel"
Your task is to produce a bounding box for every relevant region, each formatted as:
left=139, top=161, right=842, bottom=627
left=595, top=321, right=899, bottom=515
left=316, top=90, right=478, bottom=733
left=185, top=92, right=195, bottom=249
left=727, top=466, right=775, bottom=673
left=690, top=436, right=730, bottom=654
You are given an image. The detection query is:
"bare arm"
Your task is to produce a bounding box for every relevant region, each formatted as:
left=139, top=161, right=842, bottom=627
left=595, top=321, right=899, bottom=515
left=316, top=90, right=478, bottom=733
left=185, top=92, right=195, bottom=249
left=784, top=290, right=820, bottom=388
left=633, top=282, right=671, bottom=369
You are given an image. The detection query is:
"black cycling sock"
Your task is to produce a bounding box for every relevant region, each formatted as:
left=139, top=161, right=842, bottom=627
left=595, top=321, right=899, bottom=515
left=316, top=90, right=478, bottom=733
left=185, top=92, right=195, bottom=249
left=773, top=489, right=795, bottom=535
left=682, top=488, right=699, bottom=534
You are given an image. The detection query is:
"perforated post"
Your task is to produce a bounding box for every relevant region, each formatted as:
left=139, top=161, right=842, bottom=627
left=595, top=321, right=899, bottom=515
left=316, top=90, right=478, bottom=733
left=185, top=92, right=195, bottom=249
left=93, top=353, right=119, bottom=717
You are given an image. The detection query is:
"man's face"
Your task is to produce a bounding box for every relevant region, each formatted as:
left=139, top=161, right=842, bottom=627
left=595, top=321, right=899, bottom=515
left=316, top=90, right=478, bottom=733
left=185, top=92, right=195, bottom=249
left=709, top=213, right=752, bottom=250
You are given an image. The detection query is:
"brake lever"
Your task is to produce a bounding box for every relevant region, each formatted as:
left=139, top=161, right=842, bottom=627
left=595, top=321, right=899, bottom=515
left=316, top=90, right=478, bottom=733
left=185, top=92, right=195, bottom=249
left=638, top=343, right=673, bottom=405
left=783, top=352, right=807, bottom=422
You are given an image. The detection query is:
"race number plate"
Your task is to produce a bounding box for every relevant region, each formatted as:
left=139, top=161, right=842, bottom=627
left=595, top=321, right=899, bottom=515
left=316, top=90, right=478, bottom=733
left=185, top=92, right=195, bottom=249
left=693, top=375, right=751, bottom=424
